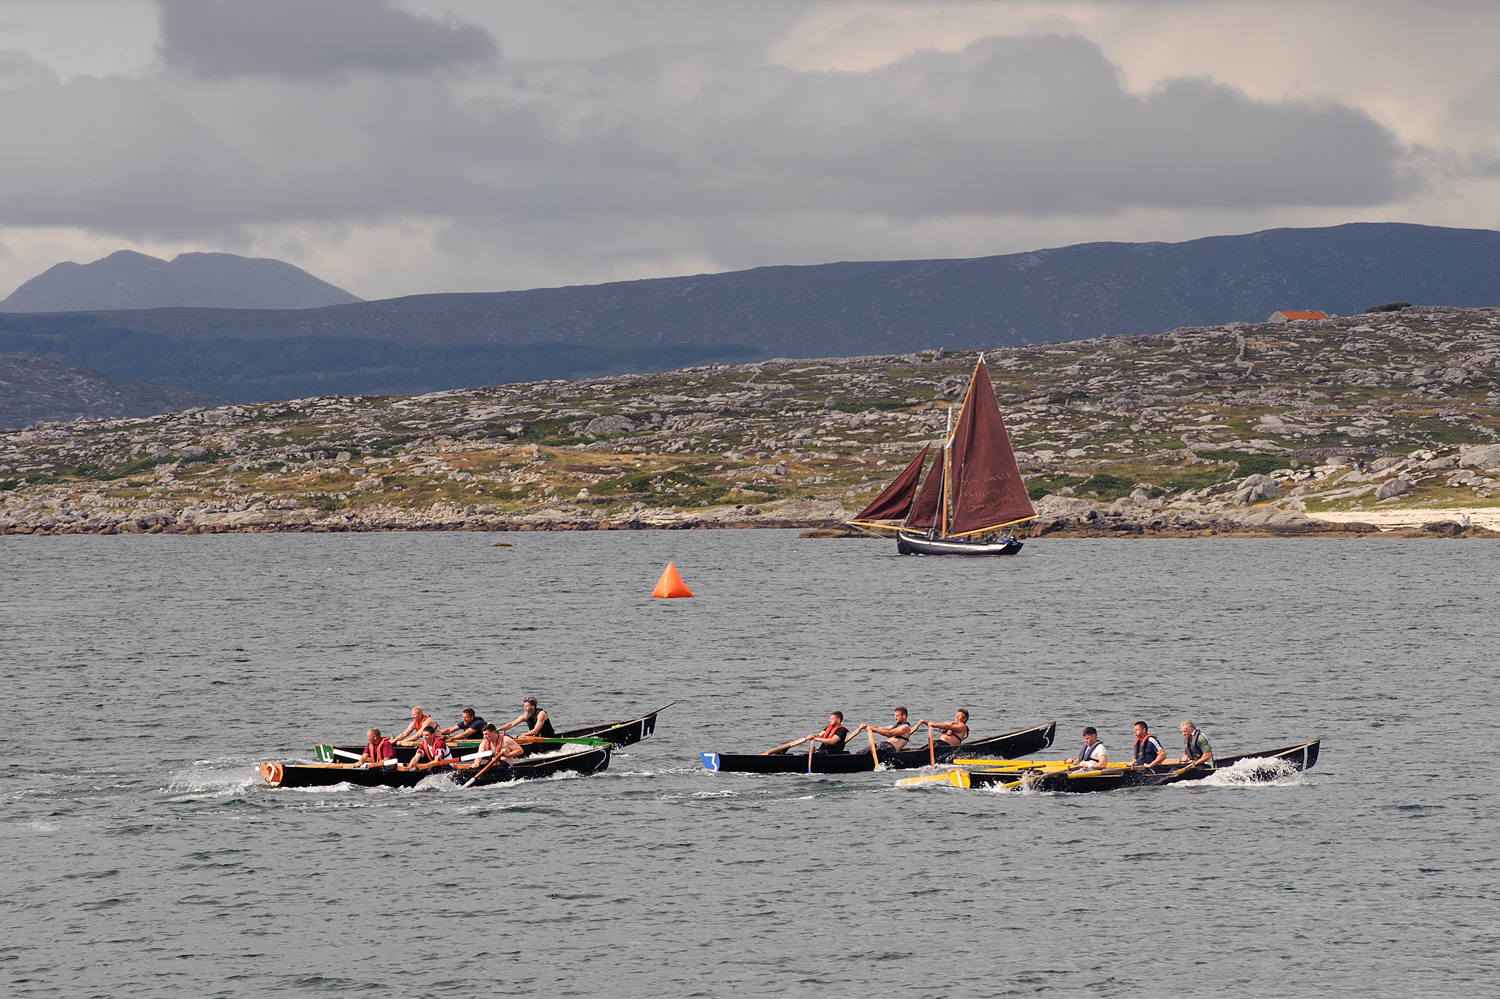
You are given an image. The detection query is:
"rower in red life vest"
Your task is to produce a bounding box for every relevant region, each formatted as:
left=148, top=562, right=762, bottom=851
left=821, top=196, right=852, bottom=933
left=1131, top=721, right=1166, bottom=768
left=357, top=728, right=396, bottom=768
left=406, top=724, right=452, bottom=768
left=1065, top=726, right=1108, bottom=770
left=808, top=712, right=849, bottom=754
left=393, top=705, right=432, bottom=744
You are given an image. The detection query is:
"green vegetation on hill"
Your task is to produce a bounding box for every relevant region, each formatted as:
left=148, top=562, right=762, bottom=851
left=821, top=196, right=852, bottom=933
left=3, top=305, right=1499, bottom=533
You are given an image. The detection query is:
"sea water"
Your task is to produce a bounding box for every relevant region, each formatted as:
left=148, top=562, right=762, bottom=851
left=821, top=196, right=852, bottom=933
left=1, top=532, right=1495, bottom=997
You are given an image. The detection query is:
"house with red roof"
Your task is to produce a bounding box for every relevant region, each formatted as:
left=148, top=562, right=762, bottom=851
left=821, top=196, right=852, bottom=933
left=1267, top=310, right=1329, bottom=323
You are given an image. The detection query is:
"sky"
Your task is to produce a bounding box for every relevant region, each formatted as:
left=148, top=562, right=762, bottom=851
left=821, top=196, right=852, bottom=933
left=2, top=0, right=1499, bottom=302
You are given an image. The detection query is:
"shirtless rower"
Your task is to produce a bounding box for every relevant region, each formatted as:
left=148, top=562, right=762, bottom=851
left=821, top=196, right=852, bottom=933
left=916, top=709, right=970, bottom=747
left=356, top=728, right=396, bottom=768
left=499, top=697, right=556, bottom=741
left=852, top=706, right=914, bottom=753
left=476, top=724, right=524, bottom=764
left=1065, top=726, right=1108, bottom=770
left=393, top=705, right=432, bottom=744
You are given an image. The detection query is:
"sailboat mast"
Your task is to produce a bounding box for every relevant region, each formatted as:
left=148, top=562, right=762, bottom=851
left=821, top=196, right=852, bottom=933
left=940, top=402, right=953, bottom=536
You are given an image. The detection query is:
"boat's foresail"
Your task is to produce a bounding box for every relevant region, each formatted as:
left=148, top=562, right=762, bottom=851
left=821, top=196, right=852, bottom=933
left=904, top=444, right=946, bottom=529
left=849, top=444, right=929, bottom=529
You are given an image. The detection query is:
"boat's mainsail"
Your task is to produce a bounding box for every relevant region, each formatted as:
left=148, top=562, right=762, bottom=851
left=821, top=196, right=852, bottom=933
left=849, top=444, right=930, bottom=527
left=945, top=359, right=1035, bottom=536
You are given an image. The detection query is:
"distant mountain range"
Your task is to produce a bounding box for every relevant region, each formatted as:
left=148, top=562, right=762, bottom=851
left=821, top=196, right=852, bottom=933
left=1, top=222, right=1497, bottom=402
left=0, top=250, right=361, bottom=312
left=0, top=352, right=230, bottom=430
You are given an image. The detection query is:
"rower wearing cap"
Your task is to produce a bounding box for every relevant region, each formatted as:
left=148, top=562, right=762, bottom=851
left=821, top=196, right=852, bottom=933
left=1132, top=721, right=1166, bottom=768
left=1065, top=727, right=1108, bottom=770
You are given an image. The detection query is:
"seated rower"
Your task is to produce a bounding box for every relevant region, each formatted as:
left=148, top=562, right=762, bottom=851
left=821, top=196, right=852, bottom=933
left=393, top=705, right=433, bottom=744
left=476, top=724, right=523, bottom=763
left=1178, top=720, right=1214, bottom=769
left=500, top=697, right=556, bottom=741
left=917, top=708, right=970, bottom=747
left=357, top=728, right=396, bottom=768
left=852, top=706, right=914, bottom=753
left=1065, top=726, right=1108, bottom=770
left=809, top=711, right=849, bottom=754
left=405, top=724, right=452, bottom=768
left=1132, top=721, right=1166, bottom=768
left=440, top=708, right=487, bottom=741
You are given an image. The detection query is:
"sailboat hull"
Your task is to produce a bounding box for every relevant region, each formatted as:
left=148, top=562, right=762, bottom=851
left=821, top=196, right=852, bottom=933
left=896, top=531, right=1023, bottom=556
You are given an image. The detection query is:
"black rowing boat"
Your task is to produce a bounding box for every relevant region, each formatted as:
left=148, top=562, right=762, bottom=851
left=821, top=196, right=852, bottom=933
left=323, top=704, right=670, bottom=764
left=700, top=721, right=1056, bottom=774
left=960, top=740, right=1320, bottom=792
left=259, top=744, right=613, bottom=789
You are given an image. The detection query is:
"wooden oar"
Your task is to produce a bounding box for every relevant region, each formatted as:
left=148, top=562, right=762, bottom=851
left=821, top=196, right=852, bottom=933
left=1165, top=759, right=1202, bottom=781
left=927, top=723, right=935, bottom=767
left=896, top=768, right=972, bottom=788
left=867, top=726, right=879, bottom=770
left=807, top=737, right=816, bottom=774
left=461, top=749, right=510, bottom=789
left=515, top=735, right=610, bottom=747
left=761, top=735, right=813, bottom=756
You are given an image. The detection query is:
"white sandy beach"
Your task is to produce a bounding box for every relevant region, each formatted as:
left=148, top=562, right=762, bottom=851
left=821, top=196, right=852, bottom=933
left=1308, top=507, right=1500, bottom=530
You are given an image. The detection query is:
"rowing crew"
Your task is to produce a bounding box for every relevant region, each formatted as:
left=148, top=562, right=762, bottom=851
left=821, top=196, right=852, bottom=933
left=352, top=697, right=559, bottom=770
left=390, top=698, right=557, bottom=745
left=1063, top=720, right=1215, bottom=771
left=789, top=706, right=969, bottom=754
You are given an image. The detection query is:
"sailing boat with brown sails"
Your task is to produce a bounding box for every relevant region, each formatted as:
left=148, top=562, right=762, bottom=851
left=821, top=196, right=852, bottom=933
left=848, top=356, right=1036, bottom=555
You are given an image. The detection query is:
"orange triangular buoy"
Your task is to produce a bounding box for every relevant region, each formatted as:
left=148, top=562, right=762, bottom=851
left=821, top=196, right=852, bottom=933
left=652, top=562, right=694, bottom=598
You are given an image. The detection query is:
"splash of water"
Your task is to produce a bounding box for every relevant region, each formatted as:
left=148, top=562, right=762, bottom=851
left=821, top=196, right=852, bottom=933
left=1195, top=756, right=1310, bottom=787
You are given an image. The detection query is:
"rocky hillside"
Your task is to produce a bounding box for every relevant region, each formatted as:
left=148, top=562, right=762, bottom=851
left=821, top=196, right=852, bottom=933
left=0, top=352, right=231, bottom=431
left=3, top=307, right=1498, bottom=536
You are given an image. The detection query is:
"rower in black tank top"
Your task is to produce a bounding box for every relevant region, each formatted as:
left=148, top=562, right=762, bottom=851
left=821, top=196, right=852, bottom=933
left=528, top=707, right=556, bottom=740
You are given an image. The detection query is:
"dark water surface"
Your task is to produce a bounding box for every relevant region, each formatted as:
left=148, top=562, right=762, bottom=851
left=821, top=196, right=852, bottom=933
left=2, top=532, right=1495, bottom=998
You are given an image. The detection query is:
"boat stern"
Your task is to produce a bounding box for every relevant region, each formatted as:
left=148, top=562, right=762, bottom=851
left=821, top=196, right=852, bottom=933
left=258, top=762, right=284, bottom=787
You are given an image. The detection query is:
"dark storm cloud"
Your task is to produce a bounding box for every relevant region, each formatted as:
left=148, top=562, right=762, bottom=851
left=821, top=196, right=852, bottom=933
left=0, top=33, right=1412, bottom=237
left=156, top=0, right=498, bottom=79
left=523, top=35, right=1408, bottom=217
